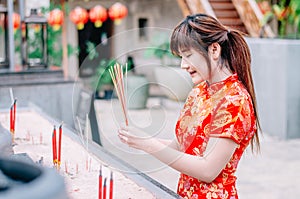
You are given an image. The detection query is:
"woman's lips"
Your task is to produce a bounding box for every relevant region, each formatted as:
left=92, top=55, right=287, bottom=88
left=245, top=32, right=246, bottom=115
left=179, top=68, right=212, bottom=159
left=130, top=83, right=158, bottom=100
left=189, top=71, right=196, bottom=77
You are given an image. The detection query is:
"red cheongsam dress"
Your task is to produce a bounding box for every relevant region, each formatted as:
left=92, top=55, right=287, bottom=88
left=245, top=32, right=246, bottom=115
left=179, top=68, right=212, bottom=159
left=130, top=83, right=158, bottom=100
left=176, top=74, right=257, bottom=199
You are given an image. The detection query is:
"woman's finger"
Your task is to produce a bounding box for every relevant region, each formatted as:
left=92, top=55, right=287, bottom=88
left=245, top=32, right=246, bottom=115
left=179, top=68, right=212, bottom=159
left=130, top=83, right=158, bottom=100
left=118, top=128, right=130, bottom=136
left=118, top=134, right=128, bottom=143
left=119, top=128, right=138, bottom=139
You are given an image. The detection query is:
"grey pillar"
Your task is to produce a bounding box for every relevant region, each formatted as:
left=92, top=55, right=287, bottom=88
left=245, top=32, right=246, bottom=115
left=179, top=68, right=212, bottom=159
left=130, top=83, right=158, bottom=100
left=7, top=0, right=14, bottom=72
left=18, top=0, right=25, bottom=67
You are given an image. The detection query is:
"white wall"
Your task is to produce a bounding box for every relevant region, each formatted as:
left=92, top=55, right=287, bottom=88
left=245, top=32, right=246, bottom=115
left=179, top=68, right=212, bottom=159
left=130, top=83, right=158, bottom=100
left=248, top=38, right=300, bottom=139
left=25, top=0, right=49, bottom=16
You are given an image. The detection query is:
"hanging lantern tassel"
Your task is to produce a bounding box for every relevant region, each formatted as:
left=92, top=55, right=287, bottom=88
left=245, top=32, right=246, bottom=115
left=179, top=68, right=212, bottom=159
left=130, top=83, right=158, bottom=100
left=108, top=2, right=128, bottom=25
left=70, top=6, right=89, bottom=30
left=48, top=8, right=64, bottom=31
left=89, top=5, right=108, bottom=28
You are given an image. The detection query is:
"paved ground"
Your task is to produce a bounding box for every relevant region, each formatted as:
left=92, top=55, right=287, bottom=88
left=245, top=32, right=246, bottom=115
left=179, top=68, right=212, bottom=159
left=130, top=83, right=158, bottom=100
left=95, top=97, right=300, bottom=199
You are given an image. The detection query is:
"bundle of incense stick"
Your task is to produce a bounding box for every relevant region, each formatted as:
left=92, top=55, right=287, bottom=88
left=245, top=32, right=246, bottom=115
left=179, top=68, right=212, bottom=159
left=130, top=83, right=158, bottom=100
left=108, top=63, right=128, bottom=126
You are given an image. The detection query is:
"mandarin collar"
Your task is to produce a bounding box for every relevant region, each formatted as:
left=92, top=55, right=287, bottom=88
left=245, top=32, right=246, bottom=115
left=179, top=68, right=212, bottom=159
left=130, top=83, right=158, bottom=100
left=195, top=73, right=238, bottom=95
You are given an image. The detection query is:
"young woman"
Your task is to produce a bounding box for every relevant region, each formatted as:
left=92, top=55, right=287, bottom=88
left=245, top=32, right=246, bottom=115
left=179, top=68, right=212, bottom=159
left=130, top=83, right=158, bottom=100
left=118, top=13, right=260, bottom=199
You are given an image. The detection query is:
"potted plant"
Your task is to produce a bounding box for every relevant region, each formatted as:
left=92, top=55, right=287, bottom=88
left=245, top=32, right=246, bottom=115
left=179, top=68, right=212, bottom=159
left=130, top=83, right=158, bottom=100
left=92, top=59, right=118, bottom=99
left=258, top=0, right=300, bottom=38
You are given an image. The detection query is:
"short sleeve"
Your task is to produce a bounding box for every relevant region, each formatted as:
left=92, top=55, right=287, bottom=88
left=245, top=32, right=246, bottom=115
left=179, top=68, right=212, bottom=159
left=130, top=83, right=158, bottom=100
left=209, top=95, right=252, bottom=144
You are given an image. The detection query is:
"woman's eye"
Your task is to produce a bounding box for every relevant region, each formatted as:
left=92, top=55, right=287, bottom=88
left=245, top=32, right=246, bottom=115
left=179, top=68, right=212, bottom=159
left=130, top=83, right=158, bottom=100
left=180, top=51, right=192, bottom=58
left=185, top=54, right=192, bottom=58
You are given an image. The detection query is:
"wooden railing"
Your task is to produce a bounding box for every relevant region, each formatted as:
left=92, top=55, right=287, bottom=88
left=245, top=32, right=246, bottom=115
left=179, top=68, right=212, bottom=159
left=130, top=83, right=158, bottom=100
left=176, top=0, right=215, bottom=17
left=176, top=0, right=204, bottom=16
left=176, top=0, right=275, bottom=38
left=232, top=0, right=275, bottom=37
left=200, top=0, right=216, bottom=18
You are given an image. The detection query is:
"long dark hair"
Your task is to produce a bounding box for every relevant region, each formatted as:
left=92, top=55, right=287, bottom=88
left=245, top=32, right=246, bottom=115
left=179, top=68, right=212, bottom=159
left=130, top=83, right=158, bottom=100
left=170, top=13, right=261, bottom=152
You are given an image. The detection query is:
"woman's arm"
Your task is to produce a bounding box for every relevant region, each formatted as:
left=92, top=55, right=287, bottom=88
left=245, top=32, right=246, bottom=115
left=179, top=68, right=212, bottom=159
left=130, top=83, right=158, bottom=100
left=157, top=138, right=180, bottom=151
left=118, top=128, right=237, bottom=183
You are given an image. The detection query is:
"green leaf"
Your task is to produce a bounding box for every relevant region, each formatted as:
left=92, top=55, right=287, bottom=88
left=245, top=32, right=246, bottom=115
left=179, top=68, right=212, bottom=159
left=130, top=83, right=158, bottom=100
left=86, top=41, right=99, bottom=60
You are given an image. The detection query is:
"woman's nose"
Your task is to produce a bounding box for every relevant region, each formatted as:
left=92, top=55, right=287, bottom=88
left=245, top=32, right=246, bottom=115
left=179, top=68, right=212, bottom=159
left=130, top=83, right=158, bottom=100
left=181, top=59, right=189, bottom=70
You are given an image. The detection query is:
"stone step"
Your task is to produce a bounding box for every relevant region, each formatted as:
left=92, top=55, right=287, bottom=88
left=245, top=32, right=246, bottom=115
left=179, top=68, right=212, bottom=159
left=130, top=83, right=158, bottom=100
left=219, top=18, right=243, bottom=26
left=210, top=2, right=236, bottom=10
left=214, top=10, right=239, bottom=18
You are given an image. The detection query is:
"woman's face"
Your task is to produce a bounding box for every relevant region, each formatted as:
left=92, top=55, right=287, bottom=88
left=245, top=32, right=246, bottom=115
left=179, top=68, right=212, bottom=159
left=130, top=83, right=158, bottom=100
left=180, top=48, right=210, bottom=85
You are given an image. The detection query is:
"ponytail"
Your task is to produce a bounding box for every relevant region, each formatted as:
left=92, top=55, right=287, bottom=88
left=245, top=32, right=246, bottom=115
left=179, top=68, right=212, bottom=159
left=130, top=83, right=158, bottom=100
left=226, top=30, right=261, bottom=152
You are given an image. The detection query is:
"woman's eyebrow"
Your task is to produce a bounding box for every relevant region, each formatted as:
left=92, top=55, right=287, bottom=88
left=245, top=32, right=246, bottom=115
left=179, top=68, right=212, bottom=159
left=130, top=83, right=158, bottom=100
left=179, top=49, right=191, bottom=54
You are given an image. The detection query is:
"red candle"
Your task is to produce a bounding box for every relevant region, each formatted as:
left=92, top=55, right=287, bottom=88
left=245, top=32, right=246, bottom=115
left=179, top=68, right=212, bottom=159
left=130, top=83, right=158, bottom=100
left=10, top=105, right=13, bottom=133
left=103, top=178, right=107, bottom=199
left=58, top=124, right=62, bottom=169
left=98, top=165, right=102, bottom=199
left=52, top=126, right=57, bottom=167
left=13, top=99, right=16, bottom=133
left=109, top=171, right=113, bottom=199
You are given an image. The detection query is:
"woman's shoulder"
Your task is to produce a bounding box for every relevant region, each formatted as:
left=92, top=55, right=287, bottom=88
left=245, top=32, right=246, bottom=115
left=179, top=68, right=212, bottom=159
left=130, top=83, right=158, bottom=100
left=230, top=80, right=252, bottom=103
left=212, top=79, right=253, bottom=114
left=221, top=81, right=255, bottom=119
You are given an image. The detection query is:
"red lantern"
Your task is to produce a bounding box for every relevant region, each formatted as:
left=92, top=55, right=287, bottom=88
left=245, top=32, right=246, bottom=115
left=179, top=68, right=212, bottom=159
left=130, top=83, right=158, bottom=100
left=13, top=13, right=20, bottom=31
left=48, top=9, right=64, bottom=31
left=108, top=2, right=127, bottom=25
left=89, top=5, right=107, bottom=28
left=70, top=6, right=88, bottom=30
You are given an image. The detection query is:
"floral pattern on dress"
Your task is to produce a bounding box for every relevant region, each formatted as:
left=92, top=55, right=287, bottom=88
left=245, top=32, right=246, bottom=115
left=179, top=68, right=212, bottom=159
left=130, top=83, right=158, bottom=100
left=176, top=74, right=257, bottom=199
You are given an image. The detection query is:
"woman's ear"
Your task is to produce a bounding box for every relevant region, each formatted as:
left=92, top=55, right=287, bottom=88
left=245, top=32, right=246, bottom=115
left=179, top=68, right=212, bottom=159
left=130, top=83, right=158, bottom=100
left=208, top=42, right=221, bottom=60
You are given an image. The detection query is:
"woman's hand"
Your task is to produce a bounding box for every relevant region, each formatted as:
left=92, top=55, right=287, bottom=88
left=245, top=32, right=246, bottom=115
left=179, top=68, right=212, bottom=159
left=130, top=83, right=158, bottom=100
left=118, top=125, right=159, bottom=154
